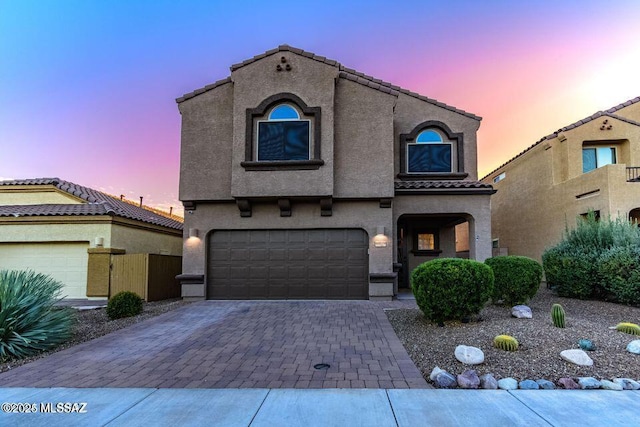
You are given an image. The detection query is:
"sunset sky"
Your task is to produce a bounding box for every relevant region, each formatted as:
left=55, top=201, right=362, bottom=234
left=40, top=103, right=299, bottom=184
left=2, top=0, right=640, bottom=215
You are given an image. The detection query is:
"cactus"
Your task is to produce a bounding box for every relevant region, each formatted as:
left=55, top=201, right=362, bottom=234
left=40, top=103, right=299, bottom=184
left=551, top=303, right=565, bottom=328
left=494, top=334, right=519, bottom=351
left=615, top=322, right=640, bottom=336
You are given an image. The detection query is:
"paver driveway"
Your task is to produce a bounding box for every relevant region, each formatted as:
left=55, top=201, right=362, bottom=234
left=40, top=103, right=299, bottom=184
left=0, top=300, right=428, bottom=389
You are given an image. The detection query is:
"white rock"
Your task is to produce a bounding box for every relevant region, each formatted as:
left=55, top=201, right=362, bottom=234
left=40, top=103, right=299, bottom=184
left=626, top=340, right=640, bottom=355
left=613, top=378, right=640, bottom=390
left=511, top=305, right=532, bottom=319
left=430, top=366, right=444, bottom=381
left=560, top=349, right=593, bottom=366
left=454, top=345, right=484, bottom=365
left=600, top=380, right=623, bottom=391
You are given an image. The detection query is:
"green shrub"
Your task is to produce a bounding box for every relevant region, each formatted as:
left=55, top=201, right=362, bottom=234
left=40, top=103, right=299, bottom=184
left=107, top=291, right=143, bottom=320
left=411, top=258, right=494, bottom=324
left=543, top=212, right=640, bottom=301
left=0, top=270, right=74, bottom=360
left=597, top=245, right=640, bottom=305
left=485, top=256, right=542, bottom=305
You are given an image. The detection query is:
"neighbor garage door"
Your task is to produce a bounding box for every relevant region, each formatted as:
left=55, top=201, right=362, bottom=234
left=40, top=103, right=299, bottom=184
left=0, top=242, right=89, bottom=298
left=208, top=229, right=368, bottom=299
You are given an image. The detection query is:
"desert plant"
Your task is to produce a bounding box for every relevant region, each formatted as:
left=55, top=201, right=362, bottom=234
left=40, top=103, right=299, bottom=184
left=0, top=270, right=74, bottom=360
left=597, top=245, right=640, bottom=305
left=543, top=211, right=640, bottom=300
left=493, top=334, right=519, bottom=351
left=615, top=322, right=640, bottom=336
left=411, top=258, right=494, bottom=324
left=107, top=291, right=143, bottom=320
left=485, top=256, right=543, bottom=305
left=551, top=303, right=565, bottom=328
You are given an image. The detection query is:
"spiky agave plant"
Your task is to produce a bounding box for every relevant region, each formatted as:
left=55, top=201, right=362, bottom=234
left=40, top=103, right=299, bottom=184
left=0, top=270, right=74, bottom=360
left=615, top=322, right=640, bottom=336
left=493, top=334, right=519, bottom=351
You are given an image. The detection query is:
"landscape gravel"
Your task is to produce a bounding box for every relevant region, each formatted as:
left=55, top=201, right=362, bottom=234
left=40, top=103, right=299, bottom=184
left=386, top=287, right=640, bottom=384
left=0, top=298, right=191, bottom=374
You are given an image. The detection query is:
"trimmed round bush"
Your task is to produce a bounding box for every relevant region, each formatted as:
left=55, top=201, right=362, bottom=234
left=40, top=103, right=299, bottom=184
left=411, top=258, right=494, bottom=324
left=597, top=245, right=640, bottom=305
left=107, top=291, right=143, bottom=320
left=485, top=256, right=543, bottom=305
left=0, top=270, right=74, bottom=360
left=542, top=243, right=600, bottom=299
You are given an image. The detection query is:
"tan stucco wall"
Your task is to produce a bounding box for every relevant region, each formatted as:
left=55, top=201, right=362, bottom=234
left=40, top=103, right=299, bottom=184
left=0, top=220, right=112, bottom=246
left=230, top=54, right=338, bottom=198
left=333, top=78, right=395, bottom=198
left=485, top=107, right=640, bottom=262
left=179, top=82, right=234, bottom=201
left=0, top=187, right=83, bottom=205
left=110, top=223, right=182, bottom=256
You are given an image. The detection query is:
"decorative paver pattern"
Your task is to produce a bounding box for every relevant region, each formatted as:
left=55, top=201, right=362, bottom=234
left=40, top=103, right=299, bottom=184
left=0, top=300, right=428, bottom=389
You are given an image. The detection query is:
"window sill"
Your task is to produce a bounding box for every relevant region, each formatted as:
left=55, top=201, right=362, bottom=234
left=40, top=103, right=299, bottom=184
left=398, top=172, right=468, bottom=180
left=241, top=159, right=325, bottom=171
left=411, top=249, right=442, bottom=256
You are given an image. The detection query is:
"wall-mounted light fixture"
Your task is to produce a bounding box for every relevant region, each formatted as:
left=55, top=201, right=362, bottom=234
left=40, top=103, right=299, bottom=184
left=95, top=237, right=104, bottom=247
left=188, top=228, right=199, bottom=239
left=373, top=226, right=389, bottom=248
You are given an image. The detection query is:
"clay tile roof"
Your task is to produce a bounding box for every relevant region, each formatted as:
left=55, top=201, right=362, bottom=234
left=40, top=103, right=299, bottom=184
left=481, top=96, right=640, bottom=181
left=395, top=180, right=494, bottom=190
left=0, top=178, right=183, bottom=230
left=177, top=45, right=481, bottom=120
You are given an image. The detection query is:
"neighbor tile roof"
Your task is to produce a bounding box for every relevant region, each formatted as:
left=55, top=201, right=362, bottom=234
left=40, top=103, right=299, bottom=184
left=481, top=96, right=640, bottom=181
left=395, top=180, right=494, bottom=190
left=177, top=45, right=481, bottom=121
left=0, top=178, right=183, bottom=230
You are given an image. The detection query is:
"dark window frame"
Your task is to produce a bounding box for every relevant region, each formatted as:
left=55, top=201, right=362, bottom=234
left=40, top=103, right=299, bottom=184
left=398, top=120, right=467, bottom=180
left=411, top=229, right=442, bottom=256
left=242, top=93, right=323, bottom=171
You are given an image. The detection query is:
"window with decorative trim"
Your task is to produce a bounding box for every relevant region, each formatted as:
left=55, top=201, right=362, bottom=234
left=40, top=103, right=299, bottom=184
left=242, top=93, right=323, bottom=171
left=398, top=121, right=467, bottom=180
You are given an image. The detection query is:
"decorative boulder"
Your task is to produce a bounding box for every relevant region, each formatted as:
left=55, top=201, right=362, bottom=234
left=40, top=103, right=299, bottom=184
left=600, top=380, right=623, bottom=391
left=519, top=379, right=539, bottom=390
left=457, top=370, right=480, bottom=389
left=613, top=378, right=640, bottom=390
left=578, top=377, right=601, bottom=389
left=511, top=305, right=532, bottom=319
left=434, top=371, right=457, bottom=389
left=430, top=366, right=444, bottom=381
left=535, top=379, right=555, bottom=390
left=480, top=373, right=498, bottom=390
left=578, top=339, right=595, bottom=351
left=560, top=349, right=593, bottom=366
left=626, top=340, right=640, bottom=355
left=454, top=345, right=484, bottom=365
left=557, top=377, right=580, bottom=389
left=497, top=378, right=518, bottom=390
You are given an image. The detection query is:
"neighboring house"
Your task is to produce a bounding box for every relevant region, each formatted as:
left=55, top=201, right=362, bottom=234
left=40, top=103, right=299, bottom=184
left=177, top=45, right=495, bottom=301
left=481, top=96, right=640, bottom=262
left=0, top=178, right=183, bottom=298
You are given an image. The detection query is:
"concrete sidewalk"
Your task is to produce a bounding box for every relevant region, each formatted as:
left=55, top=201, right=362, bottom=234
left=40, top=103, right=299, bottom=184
left=1, top=388, right=638, bottom=426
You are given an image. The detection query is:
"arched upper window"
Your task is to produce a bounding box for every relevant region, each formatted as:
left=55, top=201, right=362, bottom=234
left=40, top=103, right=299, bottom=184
left=416, top=130, right=443, bottom=143
left=408, top=128, right=452, bottom=173
left=268, top=104, right=300, bottom=120
left=257, top=103, right=310, bottom=161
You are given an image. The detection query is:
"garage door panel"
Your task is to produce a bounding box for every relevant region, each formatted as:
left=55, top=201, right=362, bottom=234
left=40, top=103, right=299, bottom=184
left=0, top=242, right=89, bottom=299
left=207, top=229, right=368, bottom=300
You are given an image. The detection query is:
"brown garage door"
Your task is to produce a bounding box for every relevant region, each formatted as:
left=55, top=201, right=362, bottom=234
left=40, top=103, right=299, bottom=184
left=207, top=229, right=368, bottom=299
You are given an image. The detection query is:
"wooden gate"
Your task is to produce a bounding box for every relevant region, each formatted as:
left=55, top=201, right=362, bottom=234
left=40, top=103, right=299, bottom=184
left=110, top=254, right=181, bottom=301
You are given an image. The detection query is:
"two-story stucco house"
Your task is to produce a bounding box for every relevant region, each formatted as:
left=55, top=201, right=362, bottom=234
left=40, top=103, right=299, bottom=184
left=482, top=96, right=640, bottom=262
left=177, top=45, right=495, bottom=300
